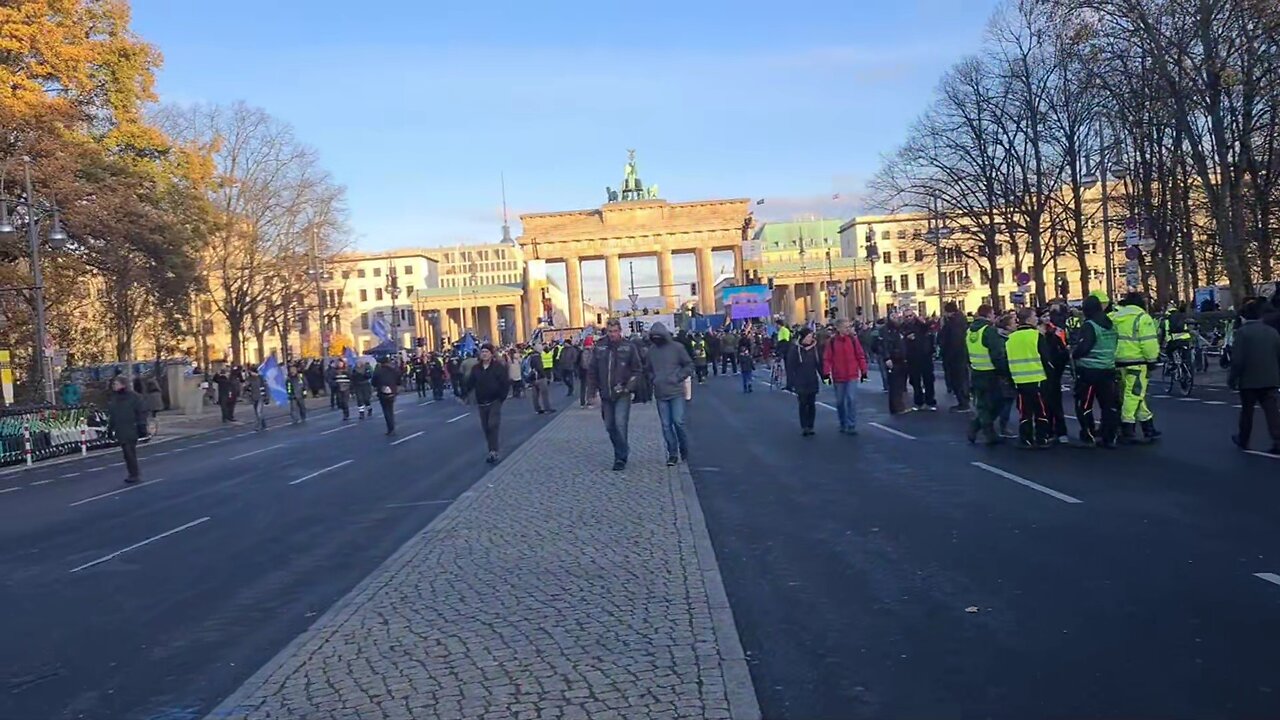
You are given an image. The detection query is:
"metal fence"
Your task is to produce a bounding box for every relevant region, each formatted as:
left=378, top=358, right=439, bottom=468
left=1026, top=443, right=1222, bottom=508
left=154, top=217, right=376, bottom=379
left=0, top=404, right=114, bottom=466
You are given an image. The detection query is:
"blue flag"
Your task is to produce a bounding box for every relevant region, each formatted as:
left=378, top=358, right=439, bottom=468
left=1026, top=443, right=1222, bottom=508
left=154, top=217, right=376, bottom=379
left=343, top=346, right=358, bottom=367
left=459, top=332, right=477, bottom=357
left=258, top=355, right=290, bottom=406
left=371, top=317, right=391, bottom=344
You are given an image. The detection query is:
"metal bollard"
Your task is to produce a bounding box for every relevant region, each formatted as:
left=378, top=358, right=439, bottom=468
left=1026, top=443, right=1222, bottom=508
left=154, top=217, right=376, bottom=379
left=23, top=423, right=32, bottom=467
left=80, top=424, right=88, bottom=456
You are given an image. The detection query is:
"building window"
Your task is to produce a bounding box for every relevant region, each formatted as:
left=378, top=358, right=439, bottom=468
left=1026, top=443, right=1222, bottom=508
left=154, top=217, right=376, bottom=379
left=881, top=230, right=890, bottom=241
left=375, top=288, right=384, bottom=301
left=405, top=285, right=413, bottom=295
left=883, top=276, right=894, bottom=292
left=357, top=269, right=366, bottom=278
left=404, top=265, right=413, bottom=275
left=898, top=251, right=907, bottom=264
left=981, top=268, right=991, bottom=284
left=882, top=252, right=891, bottom=265
left=914, top=249, right=924, bottom=262
left=359, top=289, right=368, bottom=302
left=342, top=270, right=351, bottom=279
left=916, top=273, right=926, bottom=289
left=360, top=313, right=369, bottom=330
left=996, top=268, right=1005, bottom=283
left=918, top=301, right=928, bottom=315
left=900, top=274, right=910, bottom=290
left=400, top=309, right=409, bottom=322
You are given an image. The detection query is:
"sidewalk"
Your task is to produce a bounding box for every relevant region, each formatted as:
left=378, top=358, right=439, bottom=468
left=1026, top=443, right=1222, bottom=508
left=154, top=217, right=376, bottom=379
left=208, top=405, right=759, bottom=720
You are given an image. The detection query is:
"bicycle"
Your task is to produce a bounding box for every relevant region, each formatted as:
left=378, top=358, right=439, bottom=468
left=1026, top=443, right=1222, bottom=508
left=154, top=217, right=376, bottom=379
left=1162, top=344, right=1195, bottom=397
left=768, top=356, right=786, bottom=390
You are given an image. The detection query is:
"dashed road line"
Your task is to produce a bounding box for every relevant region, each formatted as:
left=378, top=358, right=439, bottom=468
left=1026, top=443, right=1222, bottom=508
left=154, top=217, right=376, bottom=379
left=868, top=422, right=916, bottom=440
left=1244, top=450, right=1280, bottom=460
left=70, top=478, right=169, bottom=507
left=289, top=460, right=355, bottom=486
left=446, top=413, right=470, bottom=424
left=69, top=517, right=211, bottom=573
left=0, top=486, right=21, bottom=495
left=1202, top=400, right=1226, bottom=405
left=971, top=461, right=1082, bottom=504
left=30, top=478, right=57, bottom=486
left=321, top=423, right=357, bottom=435
left=230, top=444, right=284, bottom=461
left=384, top=499, right=454, bottom=508
left=1255, top=573, right=1280, bottom=587
left=390, top=430, right=425, bottom=446
left=417, top=400, right=436, bottom=406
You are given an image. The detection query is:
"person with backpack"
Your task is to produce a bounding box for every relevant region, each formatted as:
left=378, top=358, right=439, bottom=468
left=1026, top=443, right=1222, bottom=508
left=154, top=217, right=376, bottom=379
left=351, top=360, right=374, bottom=420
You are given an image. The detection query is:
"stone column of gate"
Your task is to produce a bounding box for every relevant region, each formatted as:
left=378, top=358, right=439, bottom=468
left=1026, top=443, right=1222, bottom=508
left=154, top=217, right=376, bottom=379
left=696, top=246, right=716, bottom=314
left=732, top=245, right=745, bottom=284
left=513, top=302, right=526, bottom=343
left=809, top=282, right=822, bottom=322
left=486, top=305, right=500, bottom=344
left=564, top=257, right=584, bottom=328
left=605, top=254, right=622, bottom=315
left=525, top=288, right=542, bottom=338
left=657, top=250, right=677, bottom=312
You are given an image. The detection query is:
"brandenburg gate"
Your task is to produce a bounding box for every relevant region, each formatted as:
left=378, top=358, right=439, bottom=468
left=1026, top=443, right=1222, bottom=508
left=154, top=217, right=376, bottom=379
left=517, top=152, right=751, bottom=330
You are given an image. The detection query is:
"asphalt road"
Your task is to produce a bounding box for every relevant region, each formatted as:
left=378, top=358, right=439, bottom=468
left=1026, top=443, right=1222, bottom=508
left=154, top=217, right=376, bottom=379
left=687, top=366, right=1280, bottom=720
left=0, top=390, right=555, bottom=720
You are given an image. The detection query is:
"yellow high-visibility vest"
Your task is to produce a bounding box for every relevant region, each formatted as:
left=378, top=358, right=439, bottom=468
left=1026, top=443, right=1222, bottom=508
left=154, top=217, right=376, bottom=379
left=1006, top=328, right=1046, bottom=385
left=966, top=325, right=994, bottom=371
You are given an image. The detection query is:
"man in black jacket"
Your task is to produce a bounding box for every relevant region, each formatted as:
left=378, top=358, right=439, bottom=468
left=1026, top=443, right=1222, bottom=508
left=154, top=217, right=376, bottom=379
left=108, top=376, right=149, bottom=484
left=589, top=318, right=644, bottom=471
left=938, top=302, right=970, bottom=411
left=1229, top=299, right=1280, bottom=455
left=464, top=344, right=512, bottom=463
left=902, top=312, right=937, bottom=410
left=371, top=357, right=400, bottom=435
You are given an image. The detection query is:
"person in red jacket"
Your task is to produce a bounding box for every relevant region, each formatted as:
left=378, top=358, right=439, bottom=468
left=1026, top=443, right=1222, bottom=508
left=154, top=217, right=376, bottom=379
left=822, top=318, right=870, bottom=434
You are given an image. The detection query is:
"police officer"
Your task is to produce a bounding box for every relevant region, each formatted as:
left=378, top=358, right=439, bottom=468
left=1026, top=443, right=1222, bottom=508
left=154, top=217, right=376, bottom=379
left=1071, top=294, right=1120, bottom=447
left=965, top=304, right=1009, bottom=445
left=1007, top=307, right=1051, bottom=448
left=1111, top=291, right=1162, bottom=442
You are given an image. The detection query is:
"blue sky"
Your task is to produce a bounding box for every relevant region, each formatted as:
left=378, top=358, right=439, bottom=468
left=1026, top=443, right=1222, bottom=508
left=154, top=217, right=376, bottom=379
left=131, top=0, right=998, bottom=302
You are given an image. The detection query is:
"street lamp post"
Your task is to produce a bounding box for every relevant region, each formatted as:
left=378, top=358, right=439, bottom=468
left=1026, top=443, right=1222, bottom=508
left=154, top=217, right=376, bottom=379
left=864, top=225, right=880, bottom=320
left=0, top=158, right=69, bottom=404
left=386, top=261, right=401, bottom=348
left=921, top=198, right=953, bottom=316
left=306, top=230, right=332, bottom=359
left=1081, top=118, right=1128, bottom=302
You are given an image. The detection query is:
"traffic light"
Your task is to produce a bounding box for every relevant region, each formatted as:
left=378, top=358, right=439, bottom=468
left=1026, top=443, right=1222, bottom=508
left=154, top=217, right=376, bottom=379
left=690, top=282, right=698, bottom=295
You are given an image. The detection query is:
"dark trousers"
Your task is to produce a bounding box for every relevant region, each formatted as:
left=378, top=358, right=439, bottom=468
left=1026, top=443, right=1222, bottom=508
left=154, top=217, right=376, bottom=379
left=477, top=400, right=503, bottom=452
left=335, top=389, right=350, bottom=419
left=578, top=369, right=593, bottom=406
left=563, top=370, right=574, bottom=396
left=121, top=438, right=140, bottom=479
left=1016, top=384, right=1049, bottom=446
left=329, top=383, right=339, bottom=408
left=969, top=371, right=997, bottom=442
left=797, top=391, right=817, bottom=430
left=511, top=379, right=524, bottom=399
left=887, top=363, right=910, bottom=414
left=1238, top=387, right=1280, bottom=450
left=1075, top=367, right=1119, bottom=444
left=220, top=396, right=236, bottom=421
left=695, top=364, right=708, bottom=382
left=908, top=358, right=936, bottom=407
left=709, top=355, right=720, bottom=375
left=600, top=396, right=632, bottom=462
left=1042, top=372, right=1067, bottom=438
left=431, top=379, right=444, bottom=400
left=415, top=378, right=428, bottom=397
left=378, top=394, right=395, bottom=433
left=721, top=354, right=738, bottom=374
left=944, top=358, right=970, bottom=408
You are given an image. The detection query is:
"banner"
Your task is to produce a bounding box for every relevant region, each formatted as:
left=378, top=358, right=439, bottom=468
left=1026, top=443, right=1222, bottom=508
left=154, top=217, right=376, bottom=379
left=720, top=285, right=771, bottom=320
left=370, top=317, right=391, bottom=344
left=0, top=350, right=11, bottom=405
left=258, top=355, right=290, bottom=406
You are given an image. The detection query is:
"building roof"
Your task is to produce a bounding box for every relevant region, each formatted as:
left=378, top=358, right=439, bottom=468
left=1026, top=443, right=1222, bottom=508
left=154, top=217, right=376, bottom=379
left=413, top=284, right=524, bottom=300
left=754, top=219, right=846, bottom=251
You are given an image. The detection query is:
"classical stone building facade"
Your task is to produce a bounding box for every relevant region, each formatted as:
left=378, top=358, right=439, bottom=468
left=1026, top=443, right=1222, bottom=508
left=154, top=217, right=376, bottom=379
left=516, top=198, right=752, bottom=332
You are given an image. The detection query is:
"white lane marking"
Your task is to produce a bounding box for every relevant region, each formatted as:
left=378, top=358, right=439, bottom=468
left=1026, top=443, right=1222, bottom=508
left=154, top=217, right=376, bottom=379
left=971, top=461, right=1083, bottom=504
left=1203, top=400, right=1226, bottom=405
left=0, top=486, right=21, bottom=495
left=107, top=462, right=124, bottom=467
left=446, top=413, right=469, bottom=423
left=1233, top=404, right=1243, bottom=408
left=385, top=500, right=453, bottom=508
left=69, top=478, right=169, bottom=507
left=817, top=401, right=837, bottom=411
left=418, top=400, right=436, bottom=406
left=289, top=459, right=354, bottom=486
left=85, top=466, right=106, bottom=473
left=30, top=478, right=57, bottom=486
left=390, top=430, right=425, bottom=446
left=1244, top=450, right=1280, bottom=460
left=868, top=422, right=916, bottom=440
left=321, top=423, right=357, bottom=435
left=1064, top=414, right=1078, bottom=420
left=1255, top=573, right=1280, bottom=587
left=69, top=517, right=211, bottom=574
left=1178, top=397, right=1198, bottom=402
left=60, top=471, right=81, bottom=478
left=230, top=444, right=284, bottom=461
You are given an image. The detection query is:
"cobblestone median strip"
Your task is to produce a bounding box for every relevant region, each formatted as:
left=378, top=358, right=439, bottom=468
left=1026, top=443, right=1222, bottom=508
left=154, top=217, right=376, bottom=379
left=207, top=406, right=760, bottom=720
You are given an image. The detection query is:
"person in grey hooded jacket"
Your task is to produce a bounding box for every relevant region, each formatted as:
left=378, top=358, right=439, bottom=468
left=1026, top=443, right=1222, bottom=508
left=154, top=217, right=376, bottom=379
left=645, top=322, right=694, bottom=466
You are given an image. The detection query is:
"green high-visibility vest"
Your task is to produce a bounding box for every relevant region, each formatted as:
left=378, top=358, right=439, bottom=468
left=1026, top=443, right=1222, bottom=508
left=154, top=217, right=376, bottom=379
left=1006, top=328, right=1046, bottom=385
left=1076, top=319, right=1117, bottom=370
left=966, top=326, right=994, bottom=371
left=777, top=326, right=792, bottom=343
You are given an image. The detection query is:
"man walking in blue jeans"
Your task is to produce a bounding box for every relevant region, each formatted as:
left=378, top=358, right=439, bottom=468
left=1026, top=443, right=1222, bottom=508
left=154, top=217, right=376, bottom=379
left=589, top=319, right=644, bottom=471
left=822, top=318, right=870, bottom=434
left=645, top=322, right=694, bottom=466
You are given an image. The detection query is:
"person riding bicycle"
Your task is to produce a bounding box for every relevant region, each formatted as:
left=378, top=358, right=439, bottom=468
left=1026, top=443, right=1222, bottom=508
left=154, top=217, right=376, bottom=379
left=1162, top=302, right=1194, bottom=368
